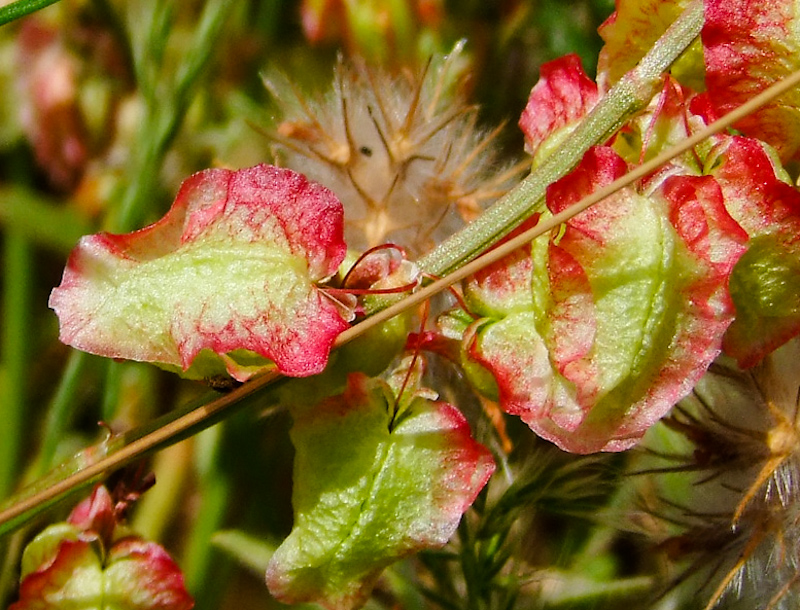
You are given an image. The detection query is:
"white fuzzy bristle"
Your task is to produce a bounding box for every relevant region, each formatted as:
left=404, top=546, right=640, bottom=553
left=262, top=46, right=523, bottom=257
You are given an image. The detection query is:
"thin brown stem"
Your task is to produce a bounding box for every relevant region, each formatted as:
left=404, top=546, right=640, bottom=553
left=3, top=38, right=799, bottom=540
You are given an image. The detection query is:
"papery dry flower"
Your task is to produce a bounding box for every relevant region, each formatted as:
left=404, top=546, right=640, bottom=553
left=261, top=45, right=524, bottom=257
left=633, top=339, right=800, bottom=609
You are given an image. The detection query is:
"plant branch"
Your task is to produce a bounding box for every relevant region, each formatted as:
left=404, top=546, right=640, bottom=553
left=0, top=370, right=282, bottom=537
left=0, top=0, right=61, bottom=27
left=4, top=57, right=798, bottom=536
left=417, top=0, right=703, bottom=277
left=5, top=1, right=800, bottom=539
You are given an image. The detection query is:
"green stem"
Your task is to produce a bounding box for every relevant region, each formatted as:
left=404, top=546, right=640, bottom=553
left=0, top=530, right=27, bottom=607
left=0, top=0, right=61, bottom=26
left=0, top=230, right=32, bottom=500
left=0, top=379, right=277, bottom=537
left=174, top=0, right=232, bottom=105
left=38, top=351, right=92, bottom=474
left=418, top=0, right=703, bottom=277
left=112, top=0, right=234, bottom=232
left=185, top=476, right=231, bottom=610
left=183, top=425, right=232, bottom=609
left=0, top=230, right=32, bottom=606
left=0, top=0, right=705, bottom=537
left=101, top=360, right=124, bottom=422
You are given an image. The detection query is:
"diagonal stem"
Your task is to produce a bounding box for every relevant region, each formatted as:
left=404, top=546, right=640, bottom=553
left=6, top=0, right=800, bottom=538
left=0, top=0, right=61, bottom=27
left=417, top=0, right=704, bottom=277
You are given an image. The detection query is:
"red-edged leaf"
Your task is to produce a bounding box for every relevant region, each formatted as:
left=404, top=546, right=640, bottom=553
left=104, top=539, right=194, bottom=610
left=67, top=484, right=116, bottom=545
left=703, top=0, right=800, bottom=162
left=14, top=486, right=194, bottom=610
left=545, top=243, right=598, bottom=410
left=518, top=54, right=599, bottom=163
left=463, top=147, right=747, bottom=452
left=614, top=77, right=707, bottom=174
left=463, top=216, right=541, bottom=318
left=49, top=164, right=349, bottom=380
left=707, top=137, right=800, bottom=237
left=597, top=0, right=704, bottom=90
left=266, top=371, right=494, bottom=610
left=465, top=312, right=582, bottom=433
left=12, top=539, right=103, bottom=610
left=705, top=136, right=800, bottom=365
left=16, top=19, right=89, bottom=191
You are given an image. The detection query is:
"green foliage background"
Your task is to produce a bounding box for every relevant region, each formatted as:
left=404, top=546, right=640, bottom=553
left=0, top=2, right=745, bottom=610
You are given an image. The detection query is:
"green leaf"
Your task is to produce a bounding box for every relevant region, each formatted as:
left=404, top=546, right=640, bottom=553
left=49, top=164, right=350, bottom=380
left=463, top=147, right=748, bottom=452
left=266, top=373, right=495, bottom=610
left=724, top=233, right=800, bottom=367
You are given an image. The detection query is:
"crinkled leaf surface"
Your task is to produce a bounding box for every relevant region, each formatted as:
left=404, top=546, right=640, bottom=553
left=703, top=0, right=800, bottom=162
left=49, top=164, right=349, bottom=380
left=707, top=137, right=800, bottom=237
left=622, top=88, right=800, bottom=367
left=13, top=535, right=193, bottom=610
left=463, top=147, right=747, bottom=453
left=266, top=373, right=495, bottom=610
left=518, top=54, right=599, bottom=165
left=597, top=0, right=704, bottom=90
left=104, top=539, right=194, bottom=610
left=12, top=538, right=105, bottom=610
left=725, top=233, right=800, bottom=367
left=705, top=136, right=800, bottom=365
left=463, top=216, right=540, bottom=319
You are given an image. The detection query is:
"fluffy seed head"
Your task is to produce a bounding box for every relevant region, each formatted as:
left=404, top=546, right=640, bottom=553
left=261, top=45, right=524, bottom=257
left=631, top=339, right=800, bottom=609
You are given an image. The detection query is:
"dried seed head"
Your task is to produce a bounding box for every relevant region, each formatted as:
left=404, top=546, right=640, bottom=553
left=261, top=45, right=524, bottom=257
left=631, top=339, right=800, bottom=609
